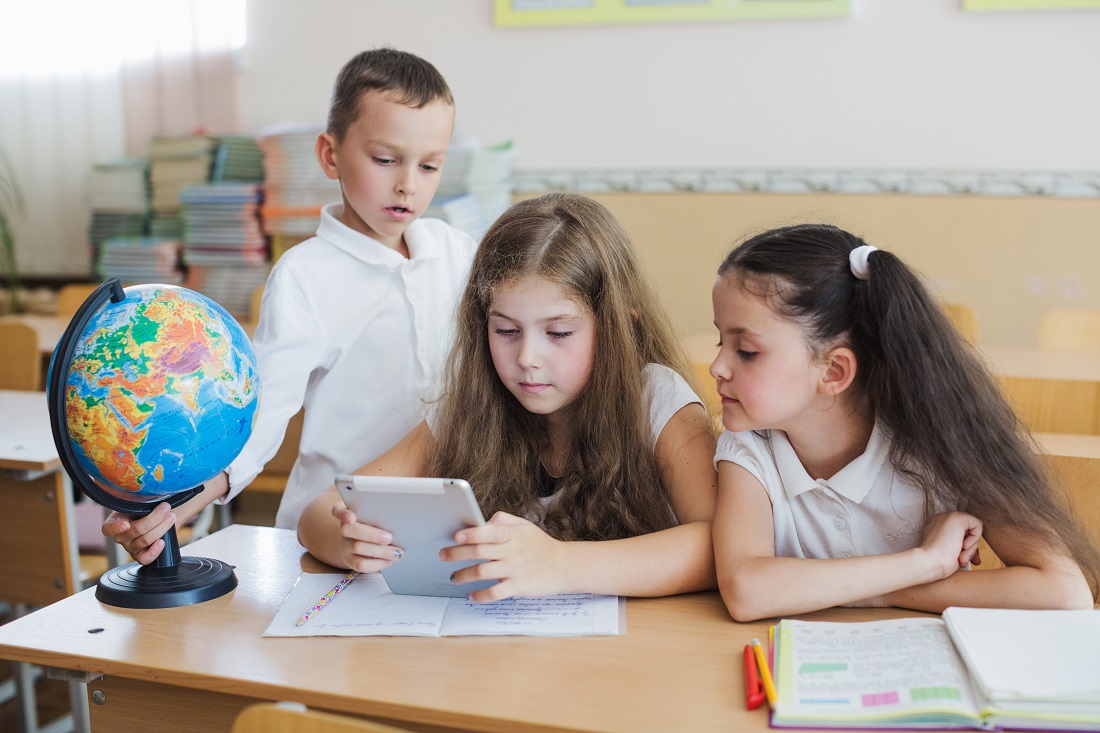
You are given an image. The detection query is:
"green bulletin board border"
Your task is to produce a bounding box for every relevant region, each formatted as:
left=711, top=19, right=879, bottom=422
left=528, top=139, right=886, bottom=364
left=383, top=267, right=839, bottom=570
left=962, top=0, right=1100, bottom=9
left=493, top=0, right=851, bottom=27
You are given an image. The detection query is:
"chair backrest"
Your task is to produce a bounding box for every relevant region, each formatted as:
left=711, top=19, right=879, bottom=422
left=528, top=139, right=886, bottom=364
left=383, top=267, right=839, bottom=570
left=0, top=321, right=41, bottom=390
left=249, top=286, right=264, bottom=323
left=55, top=283, right=99, bottom=318
left=1038, top=309, right=1100, bottom=353
left=941, top=303, right=980, bottom=346
left=231, top=703, right=412, bottom=733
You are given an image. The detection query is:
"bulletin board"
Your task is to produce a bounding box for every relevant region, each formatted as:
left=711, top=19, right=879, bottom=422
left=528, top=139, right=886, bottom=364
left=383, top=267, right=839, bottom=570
left=493, top=0, right=851, bottom=27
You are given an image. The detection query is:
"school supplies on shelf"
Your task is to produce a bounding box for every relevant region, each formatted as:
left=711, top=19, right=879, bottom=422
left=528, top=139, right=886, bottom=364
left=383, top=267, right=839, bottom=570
left=265, top=572, right=623, bottom=638
left=770, top=608, right=1100, bottom=731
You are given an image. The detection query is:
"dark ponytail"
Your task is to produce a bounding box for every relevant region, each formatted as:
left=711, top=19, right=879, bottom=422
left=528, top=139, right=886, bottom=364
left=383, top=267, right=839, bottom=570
left=719, top=224, right=1099, bottom=598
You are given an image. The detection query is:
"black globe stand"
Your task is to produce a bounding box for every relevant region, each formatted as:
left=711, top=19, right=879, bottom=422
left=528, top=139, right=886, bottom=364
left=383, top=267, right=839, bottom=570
left=46, top=278, right=238, bottom=609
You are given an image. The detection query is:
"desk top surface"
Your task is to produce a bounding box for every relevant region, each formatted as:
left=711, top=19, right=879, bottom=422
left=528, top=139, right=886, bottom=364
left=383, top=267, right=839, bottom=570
left=0, top=389, right=59, bottom=472
left=0, top=524, right=929, bottom=733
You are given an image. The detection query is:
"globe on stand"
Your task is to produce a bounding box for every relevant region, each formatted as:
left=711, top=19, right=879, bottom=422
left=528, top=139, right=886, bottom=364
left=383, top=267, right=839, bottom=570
left=47, top=278, right=260, bottom=608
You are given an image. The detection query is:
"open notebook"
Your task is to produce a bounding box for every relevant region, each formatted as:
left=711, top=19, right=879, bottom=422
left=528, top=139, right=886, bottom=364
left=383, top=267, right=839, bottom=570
left=770, top=607, right=1100, bottom=731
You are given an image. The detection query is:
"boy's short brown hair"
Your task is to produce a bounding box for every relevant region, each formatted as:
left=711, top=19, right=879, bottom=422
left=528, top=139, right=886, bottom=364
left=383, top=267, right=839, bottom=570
left=327, top=48, right=454, bottom=142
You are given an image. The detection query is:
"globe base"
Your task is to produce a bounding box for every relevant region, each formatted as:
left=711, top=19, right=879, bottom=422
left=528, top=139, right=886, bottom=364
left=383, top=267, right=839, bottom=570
left=94, top=556, right=238, bottom=609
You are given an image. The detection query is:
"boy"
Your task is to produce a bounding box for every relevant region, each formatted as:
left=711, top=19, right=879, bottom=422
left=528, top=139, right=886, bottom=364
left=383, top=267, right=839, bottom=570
left=105, top=49, right=477, bottom=563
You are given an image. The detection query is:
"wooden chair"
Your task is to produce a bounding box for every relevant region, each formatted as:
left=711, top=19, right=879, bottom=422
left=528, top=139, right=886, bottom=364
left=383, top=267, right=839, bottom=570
left=54, top=284, right=99, bottom=319
left=942, top=303, right=980, bottom=346
left=1038, top=309, right=1100, bottom=353
left=231, top=702, right=411, bottom=733
left=0, top=322, right=40, bottom=391
left=249, top=286, right=264, bottom=323
left=975, top=434, right=1100, bottom=571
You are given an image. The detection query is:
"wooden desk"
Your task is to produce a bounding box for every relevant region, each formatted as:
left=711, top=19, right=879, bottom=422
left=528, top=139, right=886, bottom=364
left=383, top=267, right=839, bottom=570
left=982, top=345, right=1100, bottom=434
left=0, top=525, right=930, bottom=733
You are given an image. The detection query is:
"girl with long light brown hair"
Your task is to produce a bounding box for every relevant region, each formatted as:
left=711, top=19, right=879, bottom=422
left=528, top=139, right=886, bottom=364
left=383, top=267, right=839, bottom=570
left=299, top=193, right=718, bottom=600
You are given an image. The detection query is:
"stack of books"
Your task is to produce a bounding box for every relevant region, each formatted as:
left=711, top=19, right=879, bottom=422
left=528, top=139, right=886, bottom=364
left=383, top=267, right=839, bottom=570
left=432, top=138, right=515, bottom=240
left=180, top=183, right=269, bottom=317
left=148, top=134, right=215, bottom=240
left=95, top=237, right=184, bottom=285
left=257, top=124, right=340, bottom=259
left=86, top=157, right=149, bottom=271
left=212, top=135, right=265, bottom=183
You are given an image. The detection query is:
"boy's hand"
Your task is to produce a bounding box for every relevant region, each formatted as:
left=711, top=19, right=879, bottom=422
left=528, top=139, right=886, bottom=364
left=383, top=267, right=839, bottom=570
left=102, top=503, right=176, bottom=565
left=440, top=511, right=567, bottom=602
left=332, top=502, right=404, bottom=573
left=918, top=511, right=983, bottom=581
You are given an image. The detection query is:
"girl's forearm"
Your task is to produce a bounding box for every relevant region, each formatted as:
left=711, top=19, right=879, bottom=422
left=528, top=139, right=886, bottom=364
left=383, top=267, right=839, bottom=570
left=717, top=549, right=949, bottom=622
left=297, top=490, right=347, bottom=569
left=561, top=521, right=717, bottom=597
left=884, top=560, right=1093, bottom=613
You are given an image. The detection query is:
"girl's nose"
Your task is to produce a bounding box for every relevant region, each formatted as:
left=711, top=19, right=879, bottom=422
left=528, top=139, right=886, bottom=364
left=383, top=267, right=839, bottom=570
left=517, top=336, right=540, bottom=369
left=709, top=352, right=729, bottom=383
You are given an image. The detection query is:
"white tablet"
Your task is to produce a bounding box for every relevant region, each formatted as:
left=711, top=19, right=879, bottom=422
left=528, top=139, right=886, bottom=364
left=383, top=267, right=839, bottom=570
left=335, top=475, right=497, bottom=598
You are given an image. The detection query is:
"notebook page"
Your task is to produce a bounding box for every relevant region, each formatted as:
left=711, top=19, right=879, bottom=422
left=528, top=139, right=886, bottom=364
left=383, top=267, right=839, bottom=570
left=942, top=607, right=1100, bottom=703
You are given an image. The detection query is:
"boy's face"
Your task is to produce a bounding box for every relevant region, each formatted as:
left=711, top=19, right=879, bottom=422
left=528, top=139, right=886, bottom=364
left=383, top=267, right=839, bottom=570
left=316, top=90, right=454, bottom=253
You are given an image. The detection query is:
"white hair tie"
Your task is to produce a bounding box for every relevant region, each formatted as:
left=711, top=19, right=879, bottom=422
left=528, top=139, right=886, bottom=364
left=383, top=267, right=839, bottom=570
left=849, top=245, right=878, bottom=280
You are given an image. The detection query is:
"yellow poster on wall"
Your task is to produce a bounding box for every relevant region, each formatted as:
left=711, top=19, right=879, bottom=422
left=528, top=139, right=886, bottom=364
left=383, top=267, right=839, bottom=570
left=963, top=0, right=1100, bottom=8
left=493, top=0, right=851, bottom=27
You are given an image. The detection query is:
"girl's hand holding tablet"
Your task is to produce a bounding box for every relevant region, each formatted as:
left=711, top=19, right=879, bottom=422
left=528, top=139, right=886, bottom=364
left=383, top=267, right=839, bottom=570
left=441, top=512, right=568, bottom=602
left=330, top=501, right=404, bottom=574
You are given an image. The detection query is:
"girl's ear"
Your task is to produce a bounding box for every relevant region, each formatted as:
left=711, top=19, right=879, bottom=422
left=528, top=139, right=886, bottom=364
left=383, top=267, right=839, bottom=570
left=817, top=346, right=858, bottom=397
left=315, top=132, right=340, bottom=180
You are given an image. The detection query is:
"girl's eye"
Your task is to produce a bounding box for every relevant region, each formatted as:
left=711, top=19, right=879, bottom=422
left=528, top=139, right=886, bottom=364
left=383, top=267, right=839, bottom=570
left=737, top=349, right=757, bottom=360
left=494, top=328, right=519, bottom=337
left=548, top=331, right=573, bottom=340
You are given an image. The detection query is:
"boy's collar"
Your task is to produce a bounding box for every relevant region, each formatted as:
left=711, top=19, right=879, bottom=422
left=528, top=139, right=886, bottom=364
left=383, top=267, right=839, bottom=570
left=318, top=203, right=442, bottom=264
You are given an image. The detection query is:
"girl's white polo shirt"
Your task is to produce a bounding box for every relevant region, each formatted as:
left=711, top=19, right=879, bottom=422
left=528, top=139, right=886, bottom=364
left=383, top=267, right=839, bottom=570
left=715, top=425, right=932, bottom=570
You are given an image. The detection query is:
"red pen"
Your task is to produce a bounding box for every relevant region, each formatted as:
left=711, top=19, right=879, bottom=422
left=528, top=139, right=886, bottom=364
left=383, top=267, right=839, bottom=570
left=743, top=644, right=766, bottom=710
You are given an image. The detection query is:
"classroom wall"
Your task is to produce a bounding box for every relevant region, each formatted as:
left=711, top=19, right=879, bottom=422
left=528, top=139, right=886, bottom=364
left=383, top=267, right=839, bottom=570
left=572, top=192, right=1100, bottom=348
left=240, top=0, right=1100, bottom=172
left=238, top=1, right=1100, bottom=347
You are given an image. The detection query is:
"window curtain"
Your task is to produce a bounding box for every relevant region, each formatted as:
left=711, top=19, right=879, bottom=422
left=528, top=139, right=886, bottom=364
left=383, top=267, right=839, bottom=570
left=0, top=0, right=245, bottom=278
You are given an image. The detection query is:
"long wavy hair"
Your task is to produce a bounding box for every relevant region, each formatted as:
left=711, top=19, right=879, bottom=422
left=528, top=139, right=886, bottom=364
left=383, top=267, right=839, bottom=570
left=718, top=223, right=1100, bottom=598
left=427, top=193, right=700, bottom=541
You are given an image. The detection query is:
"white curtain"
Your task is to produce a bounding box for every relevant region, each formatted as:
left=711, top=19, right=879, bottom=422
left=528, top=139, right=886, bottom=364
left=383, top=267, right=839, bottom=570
left=0, top=0, right=245, bottom=278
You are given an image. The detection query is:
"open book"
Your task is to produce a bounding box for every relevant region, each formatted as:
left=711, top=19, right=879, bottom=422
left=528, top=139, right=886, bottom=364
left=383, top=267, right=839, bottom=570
left=264, top=572, right=623, bottom=637
left=771, top=607, right=1100, bottom=731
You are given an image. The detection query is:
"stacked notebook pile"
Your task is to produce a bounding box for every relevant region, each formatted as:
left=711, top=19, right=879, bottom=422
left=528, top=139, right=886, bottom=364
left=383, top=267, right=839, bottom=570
left=431, top=138, right=515, bottom=240
left=180, top=183, right=269, bottom=317
left=86, top=157, right=149, bottom=271
left=95, top=237, right=184, bottom=285
left=148, top=134, right=215, bottom=242
left=212, top=135, right=265, bottom=183
left=257, top=124, right=340, bottom=260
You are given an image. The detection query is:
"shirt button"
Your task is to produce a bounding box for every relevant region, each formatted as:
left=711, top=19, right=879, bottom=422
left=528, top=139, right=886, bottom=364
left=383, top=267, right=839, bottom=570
left=833, top=517, right=847, bottom=531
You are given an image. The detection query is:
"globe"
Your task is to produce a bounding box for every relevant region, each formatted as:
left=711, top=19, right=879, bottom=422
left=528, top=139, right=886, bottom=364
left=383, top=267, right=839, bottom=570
left=56, top=283, right=259, bottom=504
left=47, top=279, right=257, bottom=608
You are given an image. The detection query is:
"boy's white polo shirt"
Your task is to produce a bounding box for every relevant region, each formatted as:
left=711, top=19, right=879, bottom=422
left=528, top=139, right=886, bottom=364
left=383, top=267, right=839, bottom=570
left=715, top=425, right=930, bottom=567
left=224, top=203, right=477, bottom=529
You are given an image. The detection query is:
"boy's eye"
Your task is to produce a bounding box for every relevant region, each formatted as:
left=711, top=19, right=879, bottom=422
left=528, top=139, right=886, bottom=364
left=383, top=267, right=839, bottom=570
left=373, top=157, right=394, bottom=165
left=420, top=164, right=439, bottom=173
left=548, top=331, right=573, bottom=340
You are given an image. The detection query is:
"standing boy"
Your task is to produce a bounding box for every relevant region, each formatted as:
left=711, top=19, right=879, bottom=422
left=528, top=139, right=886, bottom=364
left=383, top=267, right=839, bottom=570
left=106, top=49, right=477, bottom=562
